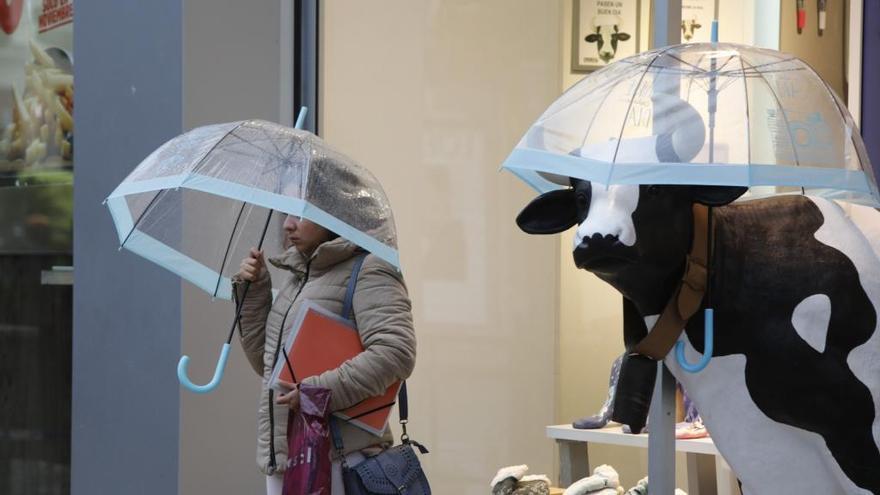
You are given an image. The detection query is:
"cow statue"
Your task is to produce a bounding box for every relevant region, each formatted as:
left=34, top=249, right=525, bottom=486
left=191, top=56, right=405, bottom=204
left=585, top=15, right=631, bottom=64
left=516, top=180, right=880, bottom=493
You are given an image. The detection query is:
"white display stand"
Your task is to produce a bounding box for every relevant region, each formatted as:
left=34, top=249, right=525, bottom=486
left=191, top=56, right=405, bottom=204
left=546, top=424, right=740, bottom=495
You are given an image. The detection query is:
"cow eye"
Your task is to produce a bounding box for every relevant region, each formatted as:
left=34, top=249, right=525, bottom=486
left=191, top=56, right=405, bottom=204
left=576, top=191, right=589, bottom=209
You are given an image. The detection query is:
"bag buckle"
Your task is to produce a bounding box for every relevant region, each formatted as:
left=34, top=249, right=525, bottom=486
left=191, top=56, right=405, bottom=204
left=400, top=419, right=410, bottom=443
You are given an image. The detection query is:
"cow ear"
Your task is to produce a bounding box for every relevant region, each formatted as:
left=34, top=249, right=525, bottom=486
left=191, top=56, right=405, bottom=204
left=616, top=32, right=631, bottom=41
left=516, top=189, right=578, bottom=234
left=585, top=33, right=600, bottom=43
left=690, top=186, right=748, bottom=206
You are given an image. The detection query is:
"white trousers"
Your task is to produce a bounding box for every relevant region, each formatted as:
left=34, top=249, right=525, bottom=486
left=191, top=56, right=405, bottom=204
left=265, top=452, right=366, bottom=495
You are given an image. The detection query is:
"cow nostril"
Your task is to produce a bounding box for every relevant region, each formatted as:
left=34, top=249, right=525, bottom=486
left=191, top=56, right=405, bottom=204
left=583, top=233, right=622, bottom=248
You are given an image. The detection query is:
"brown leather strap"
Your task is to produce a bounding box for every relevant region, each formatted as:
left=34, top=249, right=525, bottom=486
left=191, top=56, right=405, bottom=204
left=632, top=204, right=710, bottom=359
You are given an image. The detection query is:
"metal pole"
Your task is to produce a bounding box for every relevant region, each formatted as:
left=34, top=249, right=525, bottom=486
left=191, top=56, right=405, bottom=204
left=649, top=361, right=678, bottom=493
left=650, top=1, right=682, bottom=493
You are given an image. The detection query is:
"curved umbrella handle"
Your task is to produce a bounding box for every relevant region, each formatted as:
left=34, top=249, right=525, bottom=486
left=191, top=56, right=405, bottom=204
left=675, top=308, right=714, bottom=373
left=177, top=343, right=231, bottom=393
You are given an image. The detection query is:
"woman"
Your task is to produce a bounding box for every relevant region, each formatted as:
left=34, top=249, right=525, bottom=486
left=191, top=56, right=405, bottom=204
left=234, top=214, right=416, bottom=495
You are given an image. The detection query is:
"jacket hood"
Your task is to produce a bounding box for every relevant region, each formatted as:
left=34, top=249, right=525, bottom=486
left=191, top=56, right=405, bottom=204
left=268, top=236, right=363, bottom=276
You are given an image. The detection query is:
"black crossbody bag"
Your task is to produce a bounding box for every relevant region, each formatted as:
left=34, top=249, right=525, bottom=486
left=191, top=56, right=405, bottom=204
left=331, top=255, right=431, bottom=495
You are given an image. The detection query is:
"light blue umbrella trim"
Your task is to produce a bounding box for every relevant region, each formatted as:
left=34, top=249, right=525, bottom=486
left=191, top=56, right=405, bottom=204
left=301, top=202, right=400, bottom=269
left=107, top=174, right=189, bottom=198
left=180, top=175, right=400, bottom=268
left=505, top=167, right=562, bottom=194
left=503, top=148, right=877, bottom=195
left=123, top=229, right=233, bottom=300
left=109, top=173, right=401, bottom=270
left=106, top=195, right=135, bottom=244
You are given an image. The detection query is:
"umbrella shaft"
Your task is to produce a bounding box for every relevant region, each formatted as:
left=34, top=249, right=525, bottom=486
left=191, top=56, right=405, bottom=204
left=228, top=209, right=275, bottom=344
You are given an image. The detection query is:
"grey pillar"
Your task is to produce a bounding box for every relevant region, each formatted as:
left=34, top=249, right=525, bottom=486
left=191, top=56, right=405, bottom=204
left=648, top=362, right=678, bottom=493
left=648, top=2, right=681, bottom=493
left=72, top=1, right=183, bottom=494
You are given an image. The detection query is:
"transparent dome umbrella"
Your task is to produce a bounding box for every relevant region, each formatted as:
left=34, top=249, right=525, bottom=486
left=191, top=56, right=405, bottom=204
left=501, top=43, right=880, bottom=372
left=105, top=110, right=399, bottom=393
left=502, top=42, right=880, bottom=207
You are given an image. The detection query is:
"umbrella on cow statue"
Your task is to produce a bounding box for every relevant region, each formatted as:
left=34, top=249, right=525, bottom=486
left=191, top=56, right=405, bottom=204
left=504, top=43, right=880, bottom=493
left=105, top=109, right=399, bottom=393
left=504, top=42, right=880, bottom=371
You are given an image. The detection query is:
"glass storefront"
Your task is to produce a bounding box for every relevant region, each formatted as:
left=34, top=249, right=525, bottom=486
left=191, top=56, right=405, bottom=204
left=0, top=1, right=73, bottom=493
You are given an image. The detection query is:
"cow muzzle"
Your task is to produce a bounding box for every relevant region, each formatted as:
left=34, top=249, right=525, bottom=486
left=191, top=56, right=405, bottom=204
left=574, top=233, right=638, bottom=271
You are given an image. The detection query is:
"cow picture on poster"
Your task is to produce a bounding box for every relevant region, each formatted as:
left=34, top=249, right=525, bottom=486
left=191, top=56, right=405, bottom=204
left=682, top=0, right=715, bottom=43
left=572, top=0, right=640, bottom=72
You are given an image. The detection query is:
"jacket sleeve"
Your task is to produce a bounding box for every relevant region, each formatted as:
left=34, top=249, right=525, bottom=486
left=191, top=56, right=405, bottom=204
left=231, top=272, right=273, bottom=376
left=304, top=258, right=416, bottom=411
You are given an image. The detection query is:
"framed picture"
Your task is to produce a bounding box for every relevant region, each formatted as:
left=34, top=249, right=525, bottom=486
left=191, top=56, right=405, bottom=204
left=572, top=0, right=641, bottom=72
left=681, top=0, right=716, bottom=43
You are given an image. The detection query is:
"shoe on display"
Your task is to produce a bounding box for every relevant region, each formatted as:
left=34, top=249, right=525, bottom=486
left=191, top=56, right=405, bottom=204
left=512, top=475, right=552, bottom=495
left=624, top=477, right=688, bottom=495
left=675, top=419, right=709, bottom=440
left=562, top=464, right=622, bottom=495
left=492, top=465, right=529, bottom=495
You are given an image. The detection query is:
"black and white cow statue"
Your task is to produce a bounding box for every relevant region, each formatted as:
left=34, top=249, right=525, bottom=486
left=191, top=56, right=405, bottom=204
left=585, top=15, right=631, bottom=64
left=517, top=181, right=880, bottom=494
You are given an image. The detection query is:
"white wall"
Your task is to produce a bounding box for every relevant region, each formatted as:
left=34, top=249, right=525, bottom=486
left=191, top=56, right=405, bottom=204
left=321, top=1, right=562, bottom=492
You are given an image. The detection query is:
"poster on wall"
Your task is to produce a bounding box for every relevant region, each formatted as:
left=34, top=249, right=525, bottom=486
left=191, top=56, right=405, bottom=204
left=0, top=0, right=73, bottom=253
left=572, top=0, right=640, bottom=72
left=681, top=0, right=716, bottom=43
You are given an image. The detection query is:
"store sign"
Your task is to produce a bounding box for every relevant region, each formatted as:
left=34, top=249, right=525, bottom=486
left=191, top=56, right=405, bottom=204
left=0, top=0, right=73, bottom=253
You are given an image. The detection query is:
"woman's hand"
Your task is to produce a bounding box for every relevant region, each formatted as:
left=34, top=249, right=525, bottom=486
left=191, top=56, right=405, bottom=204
left=275, top=380, right=300, bottom=412
left=236, top=247, right=266, bottom=282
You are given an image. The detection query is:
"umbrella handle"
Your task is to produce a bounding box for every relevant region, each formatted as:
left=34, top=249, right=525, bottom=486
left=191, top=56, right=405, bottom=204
left=675, top=308, right=714, bottom=373
left=177, top=343, right=231, bottom=393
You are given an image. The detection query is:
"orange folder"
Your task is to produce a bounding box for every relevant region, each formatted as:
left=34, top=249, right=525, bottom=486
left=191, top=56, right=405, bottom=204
left=269, top=300, right=400, bottom=436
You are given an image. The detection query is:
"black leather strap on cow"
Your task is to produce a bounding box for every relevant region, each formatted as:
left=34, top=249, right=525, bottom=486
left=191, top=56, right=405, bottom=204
left=631, top=204, right=710, bottom=360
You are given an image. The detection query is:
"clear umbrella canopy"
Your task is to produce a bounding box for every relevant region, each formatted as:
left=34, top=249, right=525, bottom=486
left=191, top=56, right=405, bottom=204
left=106, top=120, right=398, bottom=300
left=503, top=43, right=880, bottom=207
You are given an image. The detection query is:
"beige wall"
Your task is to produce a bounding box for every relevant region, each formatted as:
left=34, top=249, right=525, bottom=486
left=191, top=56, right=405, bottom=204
left=321, top=1, right=561, bottom=492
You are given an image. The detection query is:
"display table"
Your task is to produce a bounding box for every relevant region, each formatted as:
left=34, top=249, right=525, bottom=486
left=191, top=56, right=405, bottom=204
left=546, top=425, right=740, bottom=495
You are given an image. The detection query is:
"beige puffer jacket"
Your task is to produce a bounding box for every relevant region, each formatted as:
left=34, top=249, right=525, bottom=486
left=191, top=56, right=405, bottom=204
left=232, top=237, right=416, bottom=476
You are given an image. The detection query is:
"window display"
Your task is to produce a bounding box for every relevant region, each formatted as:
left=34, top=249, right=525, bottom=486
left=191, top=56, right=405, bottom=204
left=508, top=43, right=880, bottom=493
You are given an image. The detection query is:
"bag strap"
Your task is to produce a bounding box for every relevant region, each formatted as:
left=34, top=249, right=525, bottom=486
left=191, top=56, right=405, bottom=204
left=631, top=204, right=710, bottom=359
left=342, top=254, right=367, bottom=321
left=331, top=253, right=413, bottom=452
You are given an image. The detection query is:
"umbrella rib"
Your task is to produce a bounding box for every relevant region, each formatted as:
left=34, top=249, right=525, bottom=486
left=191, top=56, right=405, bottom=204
left=684, top=51, right=711, bottom=116
left=218, top=130, right=286, bottom=161
left=119, top=189, right=166, bottom=248
left=536, top=63, right=645, bottom=125
left=739, top=56, right=799, bottom=73
left=212, top=200, right=250, bottom=298
left=579, top=73, right=625, bottom=150
left=122, top=123, right=243, bottom=249
left=665, top=53, right=705, bottom=74
left=740, top=57, right=802, bottom=175
left=609, top=45, right=679, bottom=179
left=186, top=123, right=244, bottom=180
left=799, top=61, right=877, bottom=195
left=740, top=53, right=752, bottom=177
left=258, top=125, right=286, bottom=158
